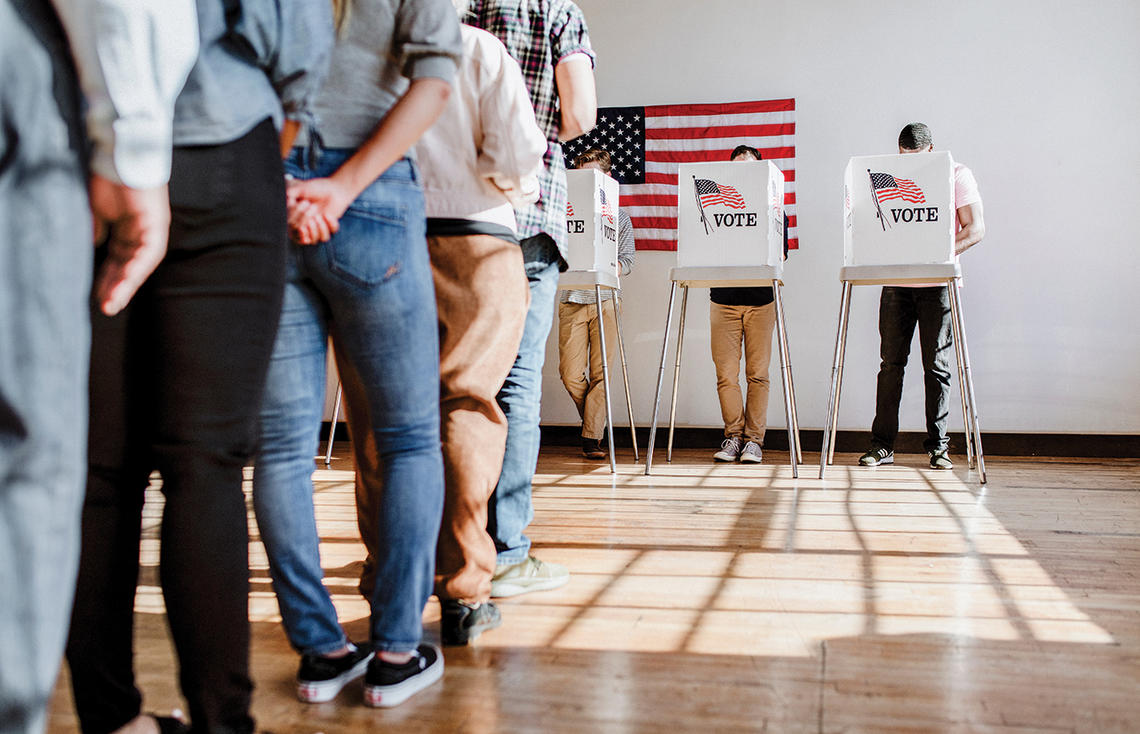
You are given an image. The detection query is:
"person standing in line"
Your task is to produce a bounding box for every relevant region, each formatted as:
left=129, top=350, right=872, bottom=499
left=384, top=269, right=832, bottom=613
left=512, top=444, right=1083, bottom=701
left=858, top=122, right=985, bottom=470
left=252, top=0, right=461, bottom=709
left=708, top=144, right=788, bottom=465
left=65, top=2, right=332, bottom=733
left=467, top=0, right=598, bottom=600
left=354, top=0, right=548, bottom=645
left=558, top=148, right=635, bottom=460
left=1, top=3, right=196, bottom=733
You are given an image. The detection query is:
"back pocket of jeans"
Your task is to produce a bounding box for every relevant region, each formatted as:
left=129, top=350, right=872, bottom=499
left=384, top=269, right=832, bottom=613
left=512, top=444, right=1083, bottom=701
left=326, top=202, right=410, bottom=288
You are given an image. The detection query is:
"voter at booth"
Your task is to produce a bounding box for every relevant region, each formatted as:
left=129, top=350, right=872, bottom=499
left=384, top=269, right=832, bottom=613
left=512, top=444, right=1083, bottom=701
left=708, top=145, right=790, bottom=465
left=559, top=148, right=635, bottom=459
left=858, top=122, right=985, bottom=470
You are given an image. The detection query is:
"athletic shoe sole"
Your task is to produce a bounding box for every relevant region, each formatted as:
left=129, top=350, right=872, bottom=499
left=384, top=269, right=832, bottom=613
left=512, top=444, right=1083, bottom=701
left=363, top=651, right=444, bottom=708
left=859, top=456, right=894, bottom=467
left=713, top=452, right=739, bottom=462
left=490, top=574, right=569, bottom=598
left=739, top=454, right=763, bottom=464
left=297, top=652, right=374, bottom=703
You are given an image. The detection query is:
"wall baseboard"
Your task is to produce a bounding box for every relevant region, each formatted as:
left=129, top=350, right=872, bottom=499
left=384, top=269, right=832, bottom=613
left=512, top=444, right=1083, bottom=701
left=320, top=423, right=1138, bottom=459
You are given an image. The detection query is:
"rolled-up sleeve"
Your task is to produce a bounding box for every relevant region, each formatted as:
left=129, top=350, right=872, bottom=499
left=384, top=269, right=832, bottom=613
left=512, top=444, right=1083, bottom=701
left=550, top=0, right=595, bottom=67
left=51, top=0, right=199, bottom=188
left=394, top=0, right=462, bottom=84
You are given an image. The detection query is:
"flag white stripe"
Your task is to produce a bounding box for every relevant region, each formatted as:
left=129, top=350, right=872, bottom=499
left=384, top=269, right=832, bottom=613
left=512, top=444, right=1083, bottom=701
left=644, top=110, right=796, bottom=129
left=645, top=137, right=795, bottom=153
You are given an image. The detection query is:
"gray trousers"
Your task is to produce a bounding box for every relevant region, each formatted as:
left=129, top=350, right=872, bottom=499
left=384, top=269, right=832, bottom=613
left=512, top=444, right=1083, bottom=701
left=0, top=2, right=92, bottom=732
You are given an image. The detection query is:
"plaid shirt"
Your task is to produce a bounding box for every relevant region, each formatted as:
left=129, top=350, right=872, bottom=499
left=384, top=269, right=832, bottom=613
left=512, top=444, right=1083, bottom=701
left=469, top=0, right=595, bottom=259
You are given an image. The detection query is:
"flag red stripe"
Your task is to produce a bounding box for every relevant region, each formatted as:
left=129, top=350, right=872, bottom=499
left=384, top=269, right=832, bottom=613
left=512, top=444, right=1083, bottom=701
left=645, top=99, right=795, bottom=117
left=631, top=216, right=677, bottom=230
left=646, top=123, right=796, bottom=140
left=644, top=170, right=797, bottom=184
left=635, top=238, right=678, bottom=251
left=622, top=194, right=678, bottom=207
left=646, top=146, right=797, bottom=163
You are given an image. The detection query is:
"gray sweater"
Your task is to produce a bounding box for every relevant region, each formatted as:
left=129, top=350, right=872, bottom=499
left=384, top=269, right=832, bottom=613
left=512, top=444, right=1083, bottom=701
left=308, top=0, right=462, bottom=149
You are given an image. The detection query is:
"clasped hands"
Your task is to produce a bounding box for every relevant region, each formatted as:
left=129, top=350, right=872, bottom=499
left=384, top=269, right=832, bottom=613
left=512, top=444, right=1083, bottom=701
left=287, top=176, right=353, bottom=245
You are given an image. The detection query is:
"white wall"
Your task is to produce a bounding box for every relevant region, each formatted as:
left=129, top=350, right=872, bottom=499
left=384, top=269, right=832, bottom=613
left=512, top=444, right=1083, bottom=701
left=537, top=0, right=1140, bottom=435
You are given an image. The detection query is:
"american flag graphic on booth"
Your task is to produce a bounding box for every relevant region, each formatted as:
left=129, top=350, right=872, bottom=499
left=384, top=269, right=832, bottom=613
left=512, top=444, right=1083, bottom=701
left=694, top=178, right=746, bottom=209
left=567, top=201, right=574, bottom=217
left=869, top=172, right=926, bottom=204
left=598, top=188, right=615, bottom=224
left=563, top=98, right=797, bottom=251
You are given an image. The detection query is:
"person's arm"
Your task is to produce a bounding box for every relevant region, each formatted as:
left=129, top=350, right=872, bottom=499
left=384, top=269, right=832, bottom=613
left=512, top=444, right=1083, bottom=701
left=555, top=54, right=596, bottom=141
left=480, top=34, right=547, bottom=207
left=50, top=0, right=199, bottom=315
left=289, top=78, right=452, bottom=244
left=955, top=201, right=985, bottom=255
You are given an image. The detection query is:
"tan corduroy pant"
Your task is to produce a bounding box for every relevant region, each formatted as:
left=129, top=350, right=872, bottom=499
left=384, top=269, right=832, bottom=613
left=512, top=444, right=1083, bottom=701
left=350, top=234, right=529, bottom=604
left=709, top=301, right=776, bottom=444
left=557, top=298, right=619, bottom=440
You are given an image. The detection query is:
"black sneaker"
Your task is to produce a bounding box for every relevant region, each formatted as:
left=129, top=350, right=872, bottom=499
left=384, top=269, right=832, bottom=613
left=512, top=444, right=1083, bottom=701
left=929, top=450, right=953, bottom=470
left=296, top=643, right=373, bottom=703
left=363, top=644, right=444, bottom=708
left=858, top=447, right=894, bottom=466
left=440, top=599, right=502, bottom=646
left=582, top=437, right=606, bottom=460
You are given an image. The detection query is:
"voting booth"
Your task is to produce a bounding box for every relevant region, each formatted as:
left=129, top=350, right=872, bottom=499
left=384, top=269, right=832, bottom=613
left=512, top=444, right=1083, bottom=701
left=843, top=151, right=955, bottom=266
left=559, top=168, right=636, bottom=471
left=644, top=161, right=802, bottom=477
left=819, top=151, right=986, bottom=483
left=565, top=169, right=620, bottom=278
left=677, top=160, right=785, bottom=272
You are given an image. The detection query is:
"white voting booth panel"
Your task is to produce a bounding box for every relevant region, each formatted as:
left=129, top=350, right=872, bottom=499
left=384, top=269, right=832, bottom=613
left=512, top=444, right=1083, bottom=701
left=676, top=160, right=784, bottom=272
left=565, top=169, right=620, bottom=277
left=844, top=151, right=955, bottom=266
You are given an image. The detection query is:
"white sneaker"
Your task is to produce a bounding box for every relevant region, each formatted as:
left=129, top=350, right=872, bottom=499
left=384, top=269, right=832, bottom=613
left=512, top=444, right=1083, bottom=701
left=490, top=556, right=569, bottom=598
left=739, top=441, right=763, bottom=464
left=713, top=436, right=743, bottom=462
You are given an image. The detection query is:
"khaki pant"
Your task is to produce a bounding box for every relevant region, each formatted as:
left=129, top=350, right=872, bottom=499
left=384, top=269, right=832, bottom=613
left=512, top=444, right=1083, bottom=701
left=557, top=299, right=619, bottom=440
left=709, top=302, right=776, bottom=444
left=351, top=234, right=529, bottom=604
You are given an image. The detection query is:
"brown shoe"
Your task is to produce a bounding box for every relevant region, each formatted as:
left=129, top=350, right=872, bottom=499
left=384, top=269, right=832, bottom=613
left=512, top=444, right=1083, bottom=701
left=582, top=437, right=606, bottom=459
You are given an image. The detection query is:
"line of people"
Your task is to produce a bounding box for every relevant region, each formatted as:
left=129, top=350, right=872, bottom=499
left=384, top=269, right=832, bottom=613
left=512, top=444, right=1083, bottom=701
left=1, top=0, right=598, bottom=731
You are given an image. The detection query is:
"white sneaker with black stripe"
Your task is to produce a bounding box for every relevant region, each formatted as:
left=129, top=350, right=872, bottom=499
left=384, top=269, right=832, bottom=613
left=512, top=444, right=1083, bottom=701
left=363, top=644, right=444, bottom=708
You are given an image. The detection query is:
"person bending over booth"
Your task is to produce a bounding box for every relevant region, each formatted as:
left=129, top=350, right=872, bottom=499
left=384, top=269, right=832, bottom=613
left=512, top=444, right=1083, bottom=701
left=558, top=148, right=635, bottom=459
left=858, top=122, right=985, bottom=470
left=708, top=144, right=789, bottom=465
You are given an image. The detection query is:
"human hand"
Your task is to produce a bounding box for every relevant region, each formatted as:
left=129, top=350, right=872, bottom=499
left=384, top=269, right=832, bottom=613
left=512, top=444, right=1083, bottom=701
left=89, top=174, right=171, bottom=316
left=286, top=177, right=353, bottom=245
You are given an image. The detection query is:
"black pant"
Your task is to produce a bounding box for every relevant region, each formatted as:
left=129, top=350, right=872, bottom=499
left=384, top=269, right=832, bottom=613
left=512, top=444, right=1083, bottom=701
left=870, top=286, right=953, bottom=454
left=66, top=118, right=287, bottom=734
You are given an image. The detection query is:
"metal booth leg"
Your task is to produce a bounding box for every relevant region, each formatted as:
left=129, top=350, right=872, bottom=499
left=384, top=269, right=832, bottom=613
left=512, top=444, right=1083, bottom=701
left=645, top=282, right=678, bottom=475
left=948, top=285, right=975, bottom=469
left=324, top=382, right=343, bottom=466
left=666, top=286, right=690, bottom=464
left=595, top=284, right=617, bottom=474
left=772, top=282, right=799, bottom=478
left=614, top=296, right=639, bottom=462
left=949, top=285, right=986, bottom=484
left=774, top=282, right=802, bottom=465
left=828, top=282, right=853, bottom=467
left=819, top=282, right=853, bottom=479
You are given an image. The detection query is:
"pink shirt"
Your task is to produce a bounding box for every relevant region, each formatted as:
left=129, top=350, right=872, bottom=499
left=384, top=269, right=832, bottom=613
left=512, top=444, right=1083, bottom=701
left=902, top=161, right=980, bottom=287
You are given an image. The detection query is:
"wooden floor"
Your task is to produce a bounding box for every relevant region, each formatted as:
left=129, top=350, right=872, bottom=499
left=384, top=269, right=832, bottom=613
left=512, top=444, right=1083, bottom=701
left=48, top=449, right=1140, bottom=733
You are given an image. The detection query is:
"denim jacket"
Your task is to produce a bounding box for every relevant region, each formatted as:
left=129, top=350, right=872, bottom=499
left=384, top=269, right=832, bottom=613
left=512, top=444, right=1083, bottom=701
left=174, top=0, right=334, bottom=146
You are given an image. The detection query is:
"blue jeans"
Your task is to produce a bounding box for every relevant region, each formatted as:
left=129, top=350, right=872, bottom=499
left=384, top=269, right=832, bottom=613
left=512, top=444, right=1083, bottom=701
left=0, top=3, right=90, bottom=732
left=253, top=149, right=443, bottom=655
left=488, top=235, right=562, bottom=565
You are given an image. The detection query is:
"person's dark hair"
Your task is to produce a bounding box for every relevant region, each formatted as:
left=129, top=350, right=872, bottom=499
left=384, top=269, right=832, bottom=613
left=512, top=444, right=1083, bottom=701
left=898, top=122, right=933, bottom=151
left=573, top=148, right=612, bottom=174
left=730, top=144, right=761, bottom=161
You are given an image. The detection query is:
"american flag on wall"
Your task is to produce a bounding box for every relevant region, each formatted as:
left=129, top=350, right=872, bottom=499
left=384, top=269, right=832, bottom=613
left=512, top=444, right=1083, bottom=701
left=563, top=98, right=797, bottom=250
